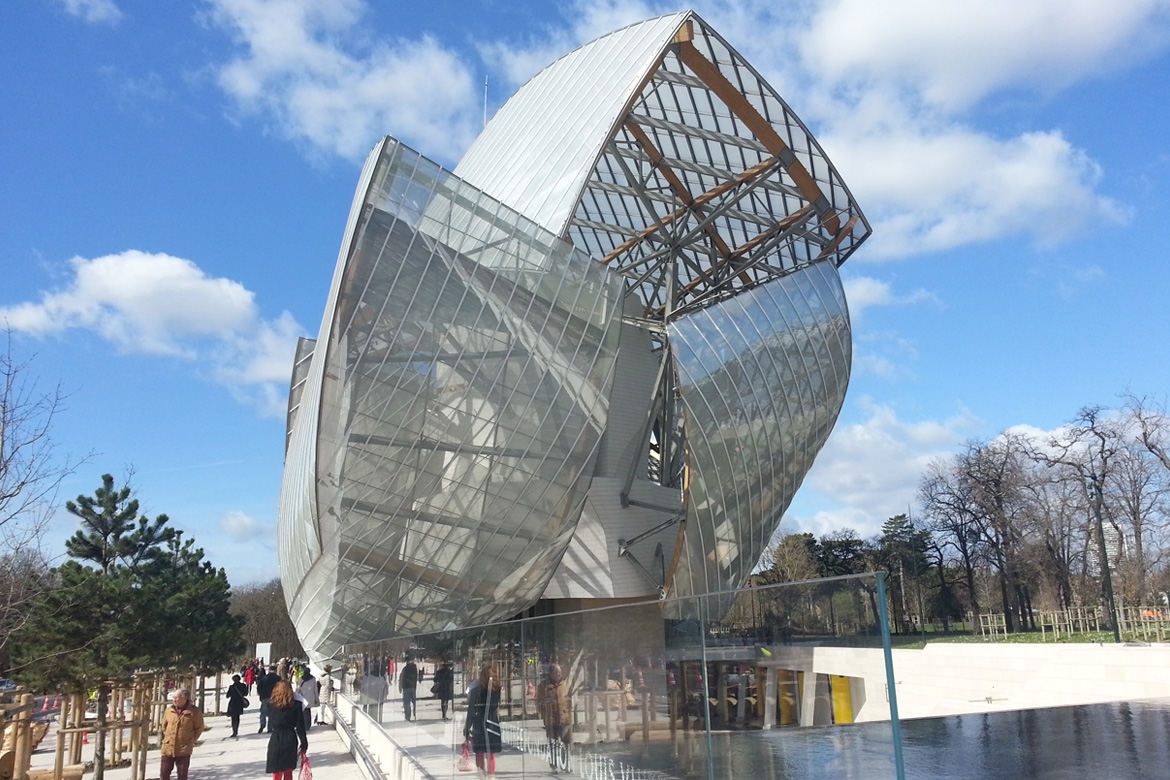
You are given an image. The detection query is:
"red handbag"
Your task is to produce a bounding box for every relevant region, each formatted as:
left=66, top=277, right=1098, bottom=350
left=458, top=738, right=474, bottom=772
left=299, top=751, right=313, bottom=780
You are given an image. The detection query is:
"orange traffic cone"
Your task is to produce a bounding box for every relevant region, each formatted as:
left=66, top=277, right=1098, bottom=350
left=637, top=670, right=645, bottom=688
left=82, top=732, right=89, bottom=745
left=527, top=681, right=536, bottom=697
left=668, top=669, right=676, bottom=686
left=41, top=697, right=50, bottom=712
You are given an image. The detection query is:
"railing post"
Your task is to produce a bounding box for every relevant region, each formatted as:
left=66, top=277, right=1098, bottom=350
left=876, top=572, right=906, bottom=780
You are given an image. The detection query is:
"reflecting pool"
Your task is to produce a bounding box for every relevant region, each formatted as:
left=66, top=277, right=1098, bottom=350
left=579, top=698, right=1170, bottom=779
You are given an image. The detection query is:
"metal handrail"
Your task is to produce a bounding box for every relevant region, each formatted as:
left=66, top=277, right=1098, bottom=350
left=322, top=700, right=388, bottom=780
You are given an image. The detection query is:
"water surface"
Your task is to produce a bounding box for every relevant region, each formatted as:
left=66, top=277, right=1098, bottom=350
left=580, top=698, right=1170, bottom=779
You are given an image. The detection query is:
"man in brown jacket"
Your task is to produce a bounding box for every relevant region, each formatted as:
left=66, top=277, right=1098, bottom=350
left=160, top=688, right=205, bottom=780
left=537, top=664, right=571, bottom=772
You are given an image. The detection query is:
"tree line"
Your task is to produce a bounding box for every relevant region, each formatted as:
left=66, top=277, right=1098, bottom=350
left=756, top=397, right=1170, bottom=635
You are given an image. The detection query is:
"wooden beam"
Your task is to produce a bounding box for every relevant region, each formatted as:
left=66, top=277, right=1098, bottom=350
left=670, top=202, right=817, bottom=302
left=814, top=213, right=860, bottom=266
left=676, top=41, right=840, bottom=234
left=601, top=126, right=779, bottom=269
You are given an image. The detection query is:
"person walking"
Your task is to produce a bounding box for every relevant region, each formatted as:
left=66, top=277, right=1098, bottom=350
left=297, top=669, right=319, bottom=731
left=537, top=664, right=572, bottom=772
left=433, top=660, right=455, bottom=721
left=226, top=674, right=249, bottom=738
left=159, top=688, right=205, bottom=780
left=257, top=664, right=280, bottom=733
left=464, top=664, right=501, bottom=778
left=266, top=680, right=308, bottom=780
left=319, top=668, right=335, bottom=725
left=359, top=667, right=388, bottom=721
left=399, top=656, right=419, bottom=721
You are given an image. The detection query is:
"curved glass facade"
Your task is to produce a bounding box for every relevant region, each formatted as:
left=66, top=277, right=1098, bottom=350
left=281, top=141, right=624, bottom=658
left=668, top=262, right=851, bottom=601
left=280, top=12, right=870, bottom=660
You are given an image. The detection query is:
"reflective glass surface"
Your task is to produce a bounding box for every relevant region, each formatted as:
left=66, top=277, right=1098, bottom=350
left=332, top=574, right=905, bottom=780
left=281, top=139, right=625, bottom=658
left=668, top=261, right=851, bottom=601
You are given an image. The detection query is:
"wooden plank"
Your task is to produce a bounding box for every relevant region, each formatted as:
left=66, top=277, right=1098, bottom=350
left=676, top=41, right=840, bottom=234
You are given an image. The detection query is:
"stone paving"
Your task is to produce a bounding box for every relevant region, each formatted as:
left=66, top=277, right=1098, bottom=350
left=27, top=709, right=371, bottom=780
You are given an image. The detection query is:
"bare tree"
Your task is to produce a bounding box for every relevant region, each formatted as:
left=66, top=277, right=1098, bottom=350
left=919, top=455, right=984, bottom=614
left=1126, top=394, right=1170, bottom=473
left=1019, top=469, right=1087, bottom=611
left=0, top=334, right=84, bottom=667
left=1036, top=406, right=1124, bottom=639
left=0, top=333, right=75, bottom=530
left=230, top=578, right=305, bottom=661
left=1105, top=435, right=1169, bottom=603
left=762, top=533, right=820, bottom=583
left=0, top=537, right=53, bottom=670
left=963, top=434, right=1039, bottom=632
left=919, top=435, right=1042, bottom=631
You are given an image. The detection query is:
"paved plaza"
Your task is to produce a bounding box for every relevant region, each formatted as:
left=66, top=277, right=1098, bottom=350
left=27, top=710, right=371, bottom=780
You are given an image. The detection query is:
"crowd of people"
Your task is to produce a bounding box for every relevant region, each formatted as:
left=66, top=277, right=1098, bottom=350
left=159, top=654, right=573, bottom=780
left=160, top=657, right=330, bottom=780
left=349, top=654, right=571, bottom=778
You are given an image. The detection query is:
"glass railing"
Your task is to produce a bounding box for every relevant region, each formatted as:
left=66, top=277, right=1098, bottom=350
left=329, top=573, right=906, bottom=780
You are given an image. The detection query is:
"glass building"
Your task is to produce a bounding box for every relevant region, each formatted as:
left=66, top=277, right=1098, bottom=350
left=279, top=10, right=870, bottom=661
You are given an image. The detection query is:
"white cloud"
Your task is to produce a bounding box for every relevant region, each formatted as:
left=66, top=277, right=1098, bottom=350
left=824, top=122, right=1129, bottom=258
left=797, top=0, right=1170, bottom=113
left=206, top=0, right=480, bottom=162
left=0, top=250, right=304, bottom=417
left=1028, top=261, right=1108, bottom=300
left=60, top=0, right=123, bottom=25
left=841, top=275, right=934, bottom=319
left=789, top=398, right=980, bottom=537
left=214, top=311, right=305, bottom=416
left=467, top=0, right=1155, bottom=257
left=219, top=509, right=274, bottom=540
left=193, top=0, right=1163, bottom=254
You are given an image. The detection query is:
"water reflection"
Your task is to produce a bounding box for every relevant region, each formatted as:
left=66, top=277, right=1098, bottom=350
left=575, top=698, right=1170, bottom=779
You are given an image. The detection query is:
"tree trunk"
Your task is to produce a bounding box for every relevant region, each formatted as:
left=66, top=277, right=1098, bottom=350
left=94, top=683, right=109, bottom=780
left=993, top=543, right=1015, bottom=632
left=959, top=542, right=980, bottom=615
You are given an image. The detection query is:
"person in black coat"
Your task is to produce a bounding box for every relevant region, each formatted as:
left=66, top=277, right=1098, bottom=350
left=225, top=674, right=249, bottom=738
left=433, top=660, right=455, bottom=721
left=265, top=680, right=308, bottom=780
left=464, top=664, right=501, bottom=777
left=257, top=665, right=281, bottom=733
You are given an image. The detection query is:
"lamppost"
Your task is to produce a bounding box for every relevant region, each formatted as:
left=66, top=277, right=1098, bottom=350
left=1089, top=472, right=1121, bottom=643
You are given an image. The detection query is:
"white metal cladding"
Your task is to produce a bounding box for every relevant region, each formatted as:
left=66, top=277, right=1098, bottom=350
left=667, top=261, right=851, bottom=601
left=458, top=11, right=870, bottom=314
left=279, top=139, right=624, bottom=658
left=454, top=12, right=689, bottom=233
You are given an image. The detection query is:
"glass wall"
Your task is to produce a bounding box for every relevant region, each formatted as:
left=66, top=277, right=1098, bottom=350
left=332, top=574, right=906, bottom=780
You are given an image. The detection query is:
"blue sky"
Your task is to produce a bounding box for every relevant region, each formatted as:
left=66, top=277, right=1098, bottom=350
left=3, top=0, right=1169, bottom=586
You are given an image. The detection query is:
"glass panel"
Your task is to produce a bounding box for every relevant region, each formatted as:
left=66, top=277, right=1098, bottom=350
left=282, top=139, right=626, bottom=658
left=667, top=262, right=852, bottom=600
left=334, top=574, right=905, bottom=780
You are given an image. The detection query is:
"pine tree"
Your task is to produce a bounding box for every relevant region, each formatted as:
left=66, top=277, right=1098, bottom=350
left=13, top=474, right=244, bottom=780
